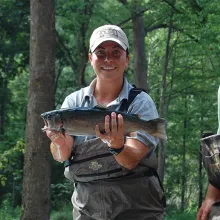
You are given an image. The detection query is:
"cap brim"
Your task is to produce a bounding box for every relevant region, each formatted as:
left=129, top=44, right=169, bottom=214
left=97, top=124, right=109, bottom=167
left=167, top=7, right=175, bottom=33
left=90, top=38, right=127, bottom=52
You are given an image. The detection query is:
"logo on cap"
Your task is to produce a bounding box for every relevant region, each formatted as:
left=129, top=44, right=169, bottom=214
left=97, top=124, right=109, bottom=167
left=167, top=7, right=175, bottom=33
left=99, top=28, right=119, bottom=38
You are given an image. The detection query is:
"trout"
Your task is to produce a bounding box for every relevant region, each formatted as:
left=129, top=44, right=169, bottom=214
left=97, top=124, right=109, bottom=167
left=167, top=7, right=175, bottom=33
left=41, top=107, right=167, bottom=140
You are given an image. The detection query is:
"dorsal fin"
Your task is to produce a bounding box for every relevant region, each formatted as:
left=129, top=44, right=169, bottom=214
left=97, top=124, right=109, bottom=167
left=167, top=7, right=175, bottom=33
left=94, top=105, right=108, bottom=110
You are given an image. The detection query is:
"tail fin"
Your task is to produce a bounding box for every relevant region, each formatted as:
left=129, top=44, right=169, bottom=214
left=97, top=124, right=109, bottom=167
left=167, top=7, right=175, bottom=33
left=143, top=118, right=167, bottom=140
left=155, top=118, right=167, bottom=140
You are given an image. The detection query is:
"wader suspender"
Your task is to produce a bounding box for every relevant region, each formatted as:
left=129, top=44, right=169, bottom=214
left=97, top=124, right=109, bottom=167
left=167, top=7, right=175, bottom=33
left=118, top=85, right=146, bottom=112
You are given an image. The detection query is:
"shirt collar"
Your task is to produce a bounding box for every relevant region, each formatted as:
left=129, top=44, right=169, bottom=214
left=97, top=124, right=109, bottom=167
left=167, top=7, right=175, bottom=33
left=83, top=77, right=132, bottom=104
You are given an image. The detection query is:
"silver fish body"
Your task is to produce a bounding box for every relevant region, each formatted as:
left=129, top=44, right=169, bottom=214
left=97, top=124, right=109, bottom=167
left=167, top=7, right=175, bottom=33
left=41, top=107, right=167, bottom=140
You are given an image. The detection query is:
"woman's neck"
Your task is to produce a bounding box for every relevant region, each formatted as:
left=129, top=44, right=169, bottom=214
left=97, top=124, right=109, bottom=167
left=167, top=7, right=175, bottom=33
left=94, top=77, right=123, bottom=105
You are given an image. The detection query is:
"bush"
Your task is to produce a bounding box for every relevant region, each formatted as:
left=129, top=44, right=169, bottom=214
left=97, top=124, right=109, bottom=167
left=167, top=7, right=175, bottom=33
left=50, top=203, right=73, bottom=220
left=0, top=193, right=20, bottom=220
left=165, top=210, right=197, bottom=220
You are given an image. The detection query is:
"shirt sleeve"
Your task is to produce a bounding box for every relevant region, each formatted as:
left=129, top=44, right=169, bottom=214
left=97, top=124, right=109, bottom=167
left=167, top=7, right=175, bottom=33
left=61, top=94, right=76, bottom=109
left=126, top=92, right=160, bottom=150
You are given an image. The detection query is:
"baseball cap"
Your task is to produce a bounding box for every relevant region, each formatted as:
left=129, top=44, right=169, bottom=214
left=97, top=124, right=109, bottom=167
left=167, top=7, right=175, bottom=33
left=89, top=25, right=129, bottom=53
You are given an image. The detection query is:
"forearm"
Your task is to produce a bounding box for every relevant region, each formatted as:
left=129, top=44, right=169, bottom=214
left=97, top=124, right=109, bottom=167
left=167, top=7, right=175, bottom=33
left=95, top=113, right=152, bottom=170
left=205, top=184, right=220, bottom=202
left=114, top=138, right=150, bottom=170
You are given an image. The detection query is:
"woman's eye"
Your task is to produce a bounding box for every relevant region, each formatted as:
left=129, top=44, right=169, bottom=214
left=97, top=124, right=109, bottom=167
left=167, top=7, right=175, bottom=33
left=113, top=50, right=121, bottom=56
left=95, top=50, right=105, bottom=56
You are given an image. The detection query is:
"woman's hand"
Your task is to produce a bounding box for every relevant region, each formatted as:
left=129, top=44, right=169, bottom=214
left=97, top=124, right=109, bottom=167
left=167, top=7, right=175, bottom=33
left=45, top=128, right=65, bottom=147
left=44, top=127, right=73, bottom=162
left=95, top=112, right=125, bottom=149
left=197, top=199, right=215, bottom=220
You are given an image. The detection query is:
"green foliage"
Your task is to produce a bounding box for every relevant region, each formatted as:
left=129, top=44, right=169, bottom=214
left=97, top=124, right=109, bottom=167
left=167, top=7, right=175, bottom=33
left=5, top=71, right=28, bottom=139
left=0, top=139, right=24, bottom=187
left=0, top=139, right=25, bottom=210
left=0, top=193, right=21, bottom=220
left=50, top=203, right=73, bottom=220
left=165, top=210, right=197, bottom=220
left=51, top=180, right=74, bottom=210
left=0, top=0, right=29, bottom=79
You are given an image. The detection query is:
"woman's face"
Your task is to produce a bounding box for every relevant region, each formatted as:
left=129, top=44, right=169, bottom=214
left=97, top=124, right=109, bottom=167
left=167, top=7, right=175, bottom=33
left=89, top=41, right=129, bottom=81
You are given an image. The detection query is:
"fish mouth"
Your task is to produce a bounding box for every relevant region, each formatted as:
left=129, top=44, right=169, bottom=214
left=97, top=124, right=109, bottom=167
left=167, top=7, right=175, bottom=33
left=40, top=114, right=49, bottom=131
left=40, top=111, right=62, bottom=131
left=42, top=118, right=48, bottom=127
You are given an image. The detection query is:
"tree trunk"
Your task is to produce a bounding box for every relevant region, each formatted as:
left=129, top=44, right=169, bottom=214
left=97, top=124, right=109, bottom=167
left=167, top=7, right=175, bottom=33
left=0, top=78, right=6, bottom=140
left=21, top=0, right=55, bottom=219
left=181, top=95, right=187, bottom=211
left=131, top=0, right=148, bottom=92
left=157, top=12, right=172, bottom=183
left=77, top=22, right=88, bottom=87
left=198, top=131, right=203, bottom=209
left=76, top=0, right=94, bottom=87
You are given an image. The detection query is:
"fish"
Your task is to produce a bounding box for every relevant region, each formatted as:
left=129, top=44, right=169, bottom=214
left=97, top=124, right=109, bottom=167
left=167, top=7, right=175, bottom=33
left=41, top=106, right=167, bottom=140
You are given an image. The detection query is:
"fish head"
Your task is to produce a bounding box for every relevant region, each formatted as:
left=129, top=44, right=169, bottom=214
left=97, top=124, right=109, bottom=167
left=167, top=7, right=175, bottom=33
left=40, top=110, right=63, bottom=131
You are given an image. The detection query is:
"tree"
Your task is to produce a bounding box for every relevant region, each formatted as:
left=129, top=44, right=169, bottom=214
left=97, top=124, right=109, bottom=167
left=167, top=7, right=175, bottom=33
left=131, top=0, right=148, bottom=91
left=118, top=0, right=148, bottom=91
left=21, top=0, right=56, bottom=219
left=158, top=10, right=173, bottom=183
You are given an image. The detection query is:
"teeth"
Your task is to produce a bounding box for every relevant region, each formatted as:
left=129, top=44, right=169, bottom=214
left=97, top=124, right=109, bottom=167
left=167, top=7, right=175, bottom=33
left=102, top=67, right=115, bottom=70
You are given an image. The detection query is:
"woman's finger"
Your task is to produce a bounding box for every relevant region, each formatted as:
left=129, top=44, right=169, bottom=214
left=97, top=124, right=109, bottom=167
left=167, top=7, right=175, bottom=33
left=111, top=112, right=117, bottom=135
left=104, top=115, right=111, bottom=135
left=117, top=114, right=124, bottom=134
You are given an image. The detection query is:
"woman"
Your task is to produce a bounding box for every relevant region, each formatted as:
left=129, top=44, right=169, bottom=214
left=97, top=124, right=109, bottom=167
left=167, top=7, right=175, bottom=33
left=45, top=24, right=165, bottom=220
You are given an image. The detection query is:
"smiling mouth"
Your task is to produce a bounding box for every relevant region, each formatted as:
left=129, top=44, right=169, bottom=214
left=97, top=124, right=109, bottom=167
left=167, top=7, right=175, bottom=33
left=102, top=67, right=116, bottom=70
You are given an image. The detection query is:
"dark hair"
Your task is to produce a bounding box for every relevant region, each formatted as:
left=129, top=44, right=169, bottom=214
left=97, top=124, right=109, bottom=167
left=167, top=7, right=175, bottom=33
left=126, top=49, right=129, bottom=56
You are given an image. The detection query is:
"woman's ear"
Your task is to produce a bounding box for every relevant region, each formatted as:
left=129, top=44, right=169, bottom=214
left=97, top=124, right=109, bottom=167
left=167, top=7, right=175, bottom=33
left=125, top=55, right=130, bottom=69
left=88, top=53, right=92, bottom=62
left=88, top=53, right=94, bottom=68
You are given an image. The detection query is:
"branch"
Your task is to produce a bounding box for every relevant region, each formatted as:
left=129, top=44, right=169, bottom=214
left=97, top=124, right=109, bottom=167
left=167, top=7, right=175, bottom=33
left=161, top=0, right=182, bottom=14
left=55, top=30, right=76, bottom=72
left=189, top=0, right=202, bottom=13
left=117, top=6, right=153, bottom=26
left=145, top=23, right=199, bottom=43
left=117, top=0, right=198, bottom=43
left=118, top=0, right=128, bottom=5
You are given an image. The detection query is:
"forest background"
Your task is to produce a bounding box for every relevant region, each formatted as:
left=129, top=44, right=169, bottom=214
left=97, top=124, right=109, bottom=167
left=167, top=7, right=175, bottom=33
left=0, top=0, right=219, bottom=219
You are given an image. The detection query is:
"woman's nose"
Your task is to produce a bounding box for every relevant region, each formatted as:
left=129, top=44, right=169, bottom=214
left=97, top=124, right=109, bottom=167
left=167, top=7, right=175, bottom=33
left=104, top=54, right=113, bottom=62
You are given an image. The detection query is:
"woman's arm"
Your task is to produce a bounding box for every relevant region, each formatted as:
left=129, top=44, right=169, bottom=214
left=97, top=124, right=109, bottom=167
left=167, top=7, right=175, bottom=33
left=114, top=137, right=150, bottom=169
left=95, top=112, right=151, bottom=169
